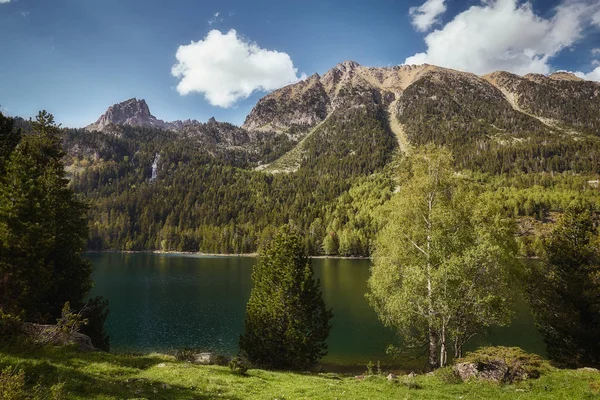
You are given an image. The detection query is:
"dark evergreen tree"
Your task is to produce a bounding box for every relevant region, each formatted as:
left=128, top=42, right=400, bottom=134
left=239, top=226, right=332, bottom=370
left=0, top=112, right=21, bottom=174
left=528, top=203, right=600, bottom=367
left=0, top=111, right=109, bottom=349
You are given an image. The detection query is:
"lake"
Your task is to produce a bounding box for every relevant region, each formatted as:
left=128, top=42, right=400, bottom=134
left=88, top=253, right=546, bottom=366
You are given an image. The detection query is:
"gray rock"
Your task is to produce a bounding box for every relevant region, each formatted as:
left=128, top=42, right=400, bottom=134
left=578, top=367, right=600, bottom=373
left=193, top=352, right=216, bottom=365
left=454, top=361, right=508, bottom=383
left=23, top=323, right=95, bottom=351
left=386, top=373, right=397, bottom=381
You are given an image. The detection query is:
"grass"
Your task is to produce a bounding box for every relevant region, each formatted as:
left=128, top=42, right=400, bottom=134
left=1, top=345, right=599, bottom=399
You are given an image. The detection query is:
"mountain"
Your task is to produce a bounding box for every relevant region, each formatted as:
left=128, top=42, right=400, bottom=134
left=57, top=60, right=600, bottom=255
left=242, top=61, right=599, bottom=173
left=86, top=98, right=174, bottom=131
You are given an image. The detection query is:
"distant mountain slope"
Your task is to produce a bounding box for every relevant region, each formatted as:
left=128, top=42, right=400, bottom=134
left=243, top=61, right=599, bottom=174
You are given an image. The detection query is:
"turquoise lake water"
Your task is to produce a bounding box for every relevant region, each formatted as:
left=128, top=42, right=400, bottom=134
left=88, top=253, right=546, bottom=366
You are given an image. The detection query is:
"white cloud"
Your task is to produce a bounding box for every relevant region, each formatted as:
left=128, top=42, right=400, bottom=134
left=574, top=66, right=600, bottom=81
left=593, top=9, right=600, bottom=27
left=404, top=0, right=600, bottom=76
left=0, top=0, right=11, bottom=4
left=409, top=0, right=447, bottom=32
left=208, top=12, right=222, bottom=25
left=592, top=48, right=600, bottom=55
left=172, top=29, right=305, bottom=108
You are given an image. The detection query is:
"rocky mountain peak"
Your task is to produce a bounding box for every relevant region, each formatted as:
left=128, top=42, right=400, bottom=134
left=86, top=98, right=169, bottom=132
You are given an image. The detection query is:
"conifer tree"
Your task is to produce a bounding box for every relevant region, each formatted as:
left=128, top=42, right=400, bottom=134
left=0, top=111, right=108, bottom=349
left=528, top=203, right=600, bottom=367
left=239, top=226, right=332, bottom=370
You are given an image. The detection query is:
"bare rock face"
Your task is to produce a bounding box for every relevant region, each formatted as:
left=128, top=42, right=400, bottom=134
left=86, top=98, right=172, bottom=132
left=242, top=73, right=329, bottom=135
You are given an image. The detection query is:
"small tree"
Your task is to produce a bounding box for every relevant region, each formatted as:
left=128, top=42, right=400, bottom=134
left=240, top=226, right=332, bottom=370
left=367, top=145, right=518, bottom=369
left=528, top=203, right=600, bottom=367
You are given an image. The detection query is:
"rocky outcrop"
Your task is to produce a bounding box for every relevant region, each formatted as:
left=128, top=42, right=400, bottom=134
left=242, top=73, right=330, bottom=135
left=86, top=98, right=173, bottom=132
left=23, top=323, right=95, bottom=351
left=453, top=347, right=546, bottom=384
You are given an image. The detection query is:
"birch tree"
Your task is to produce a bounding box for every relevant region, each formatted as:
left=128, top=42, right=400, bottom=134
left=367, top=145, right=518, bottom=369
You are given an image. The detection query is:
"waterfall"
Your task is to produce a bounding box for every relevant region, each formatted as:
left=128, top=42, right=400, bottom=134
left=151, top=153, right=160, bottom=182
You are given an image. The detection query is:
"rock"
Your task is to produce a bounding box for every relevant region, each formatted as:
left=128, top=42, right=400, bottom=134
left=23, top=323, right=95, bottom=351
left=578, top=367, right=600, bottom=373
left=157, top=363, right=167, bottom=368
left=454, top=361, right=508, bottom=383
left=162, top=383, right=171, bottom=389
left=454, top=362, right=479, bottom=381
left=192, top=352, right=216, bottom=365
left=386, top=373, right=397, bottom=381
left=407, top=371, right=417, bottom=378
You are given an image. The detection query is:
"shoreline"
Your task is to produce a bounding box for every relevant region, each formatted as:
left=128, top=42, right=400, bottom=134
left=85, top=249, right=371, bottom=260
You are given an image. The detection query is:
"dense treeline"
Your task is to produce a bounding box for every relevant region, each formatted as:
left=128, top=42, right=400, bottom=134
left=67, top=105, right=397, bottom=254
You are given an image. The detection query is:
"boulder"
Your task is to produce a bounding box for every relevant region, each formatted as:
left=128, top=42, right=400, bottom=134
left=386, top=373, right=397, bottom=381
left=193, top=352, right=216, bottom=365
left=454, top=360, right=510, bottom=383
left=23, top=323, right=95, bottom=351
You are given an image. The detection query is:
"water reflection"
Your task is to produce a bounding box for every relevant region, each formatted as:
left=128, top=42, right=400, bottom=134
left=88, top=253, right=544, bottom=366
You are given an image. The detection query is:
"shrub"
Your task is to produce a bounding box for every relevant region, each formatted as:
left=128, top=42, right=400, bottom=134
left=0, top=310, right=24, bottom=343
left=229, top=356, right=251, bottom=376
left=173, top=348, right=197, bottom=362
left=0, top=367, right=26, bottom=400
left=435, top=366, right=462, bottom=384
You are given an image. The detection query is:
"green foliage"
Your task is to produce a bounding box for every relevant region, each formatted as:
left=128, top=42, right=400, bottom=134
left=0, top=366, right=26, bottom=400
left=173, top=348, right=197, bottom=363
left=0, top=310, right=23, bottom=343
left=55, top=302, right=86, bottom=336
left=368, top=146, right=519, bottom=369
left=0, top=345, right=599, bottom=399
left=240, top=226, right=332, bottom=370
left=397, top=73, right=600, bottom=174
left=0, top=112, right=106, bottom=341
left=528, top=204, right=600, bottom=367
left=458, top=346, right=549, bottom=383
left=0, top=112, right=21, bottom=174
left=80, top=297, right=110, bottom=352
left=435, top=366, right=462, bottom=384
left=229, top=355, right=251, bottom=376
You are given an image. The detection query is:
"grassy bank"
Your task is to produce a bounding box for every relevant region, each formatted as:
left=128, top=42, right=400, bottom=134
left=1, top=346, right=599, bottom=399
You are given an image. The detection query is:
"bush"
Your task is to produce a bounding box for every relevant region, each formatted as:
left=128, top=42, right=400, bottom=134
left=0, top=310, right=24, bottom=343
left=229, top=356, right=251, bottom=375
left=0, top=367, right=26, bottom=400
left=435, top=366, right=462, bottom=384
left=173, top=348, right=197, bottom=362
left=80, top=297, right=110, bottom=352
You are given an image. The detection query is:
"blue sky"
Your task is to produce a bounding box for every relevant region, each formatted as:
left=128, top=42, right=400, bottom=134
left=1, top=0, right=600, bottom=127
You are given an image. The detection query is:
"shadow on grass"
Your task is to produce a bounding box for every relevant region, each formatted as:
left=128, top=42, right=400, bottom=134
left=0, top=346, right=243, bottom=400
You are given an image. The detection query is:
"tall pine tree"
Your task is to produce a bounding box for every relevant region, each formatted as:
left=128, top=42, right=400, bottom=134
left=0, top=111, right=95, bottom=324
left=528, top=203, right=600, bottom=367
left=240, top=226, right=332, bottom=370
